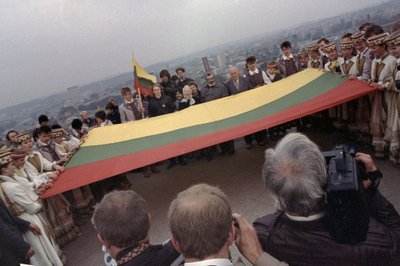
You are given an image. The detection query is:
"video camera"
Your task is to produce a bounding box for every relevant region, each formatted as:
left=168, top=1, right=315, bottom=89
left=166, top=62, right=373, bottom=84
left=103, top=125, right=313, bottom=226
left=322, top=145, right=381, bottom=245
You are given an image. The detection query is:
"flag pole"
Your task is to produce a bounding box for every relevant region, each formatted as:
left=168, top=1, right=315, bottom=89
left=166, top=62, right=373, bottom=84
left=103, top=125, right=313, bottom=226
left=132, top=52, right=145, bottom=119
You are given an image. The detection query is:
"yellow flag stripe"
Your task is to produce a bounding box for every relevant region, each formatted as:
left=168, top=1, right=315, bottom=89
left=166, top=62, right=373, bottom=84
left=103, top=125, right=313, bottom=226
left=82, top=69, right=323, bottom=147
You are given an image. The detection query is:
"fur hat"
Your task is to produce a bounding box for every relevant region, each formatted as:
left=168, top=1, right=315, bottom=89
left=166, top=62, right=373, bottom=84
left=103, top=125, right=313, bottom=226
left=0, top=152, right=12, bottom=166
left=306, top=44, right=320, bottom=53
left=14, top=132, right=31, bottom=144
left=367, top=33, right=389, bottom=47
left=340, top=40, right=353, bottom=50
left=351, top=31, right=366, bottom=44
left=323, top=43, right=337, bottom=52
left=11, top=149, right=27, bottom=160
left=51, top=128, right=64, bottom=138
left=385, top=30, right=400, bottom=47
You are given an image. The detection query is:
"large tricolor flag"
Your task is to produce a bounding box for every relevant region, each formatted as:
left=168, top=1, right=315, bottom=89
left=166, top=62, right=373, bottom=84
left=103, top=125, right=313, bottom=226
left=43, top=69, right=376, bottom=198
left=132, top=54, right=157, bottom=97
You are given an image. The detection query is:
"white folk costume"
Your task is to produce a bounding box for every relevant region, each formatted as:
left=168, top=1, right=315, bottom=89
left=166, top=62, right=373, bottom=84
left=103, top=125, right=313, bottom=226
left=0, top=175, right=63, bottom=266
left=385, top=32, right=400, bottom=164
left=52, top=128, right=94, bottom=215
left=348, top=31, right=374, bottom=137
left=308, top=58, right=322, bottom=69
left=324, top=43, right=342, bottom=74
left=338, top=40, right=358, bottom=131
left=339, top=57, right=357, bottom=76
left=23, top=145, right=80, bottom=247
left=0, top=151, right=63, bottom=266
left=324, top=57, right=343, bottom=73
left=324, top=43, right=346, bottom=128
left=307, top=44, right=323, bottom=69
left=14, top=164, right=48, bottom=194
left=368, top=33, right=398, bottom=158
left=63, top=134, right=80, bottom=151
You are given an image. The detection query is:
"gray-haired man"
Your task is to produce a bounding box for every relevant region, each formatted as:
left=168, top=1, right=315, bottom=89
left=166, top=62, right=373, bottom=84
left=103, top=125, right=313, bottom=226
left=254, top=133, right=400, bottom=265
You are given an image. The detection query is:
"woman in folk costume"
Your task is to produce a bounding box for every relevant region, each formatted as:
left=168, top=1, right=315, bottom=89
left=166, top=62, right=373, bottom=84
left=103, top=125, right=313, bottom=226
left=339, top=40, right=357, bottom=76
left=0, top=151, right=64, bottom=266
left=15, top=132, right=81, bottom=247
left=348, top=31, right=374, bottom=142
left=307, top=44, right=322, bottom=69
left=339, top=40, right=358, bottom=132
left=52, top=128, right=94, bottom=216
left=324, top=43, right=342, bottom=73
left=297, top=49, right=309, bottom=72
left=385, top=31, right=400, bottom=164
left=367, top=33, right=398, bottom=158
left=13, top=151, right=52, bottom=196
left=324, top=43, right=347, bottom=129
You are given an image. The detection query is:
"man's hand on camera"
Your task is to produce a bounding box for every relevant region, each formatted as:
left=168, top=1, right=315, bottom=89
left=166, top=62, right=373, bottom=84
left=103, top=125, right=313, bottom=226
left=355, top=153, right=377, bottom=172
left=355, top=152, right=378, bottom=189
left=232, top=213, right=263, bottom=264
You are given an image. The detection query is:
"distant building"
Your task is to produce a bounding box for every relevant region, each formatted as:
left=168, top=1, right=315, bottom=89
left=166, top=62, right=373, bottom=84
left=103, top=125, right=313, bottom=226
left=202, top=57, right=211, bottom=73
left=216, top=53, right=227, bottom=68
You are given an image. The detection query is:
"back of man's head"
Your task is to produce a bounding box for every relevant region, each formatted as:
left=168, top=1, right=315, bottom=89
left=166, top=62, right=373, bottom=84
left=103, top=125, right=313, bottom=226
left=92, top=190, right=149, bottom=248
left=168, top=183, right=232, bottom=260
left=280, top=40, right=292, bottom=50
left=71, top=119, right=83, bottom=130
left=38, top=114, right=49, bottom=125
left=246, top=56, right=256, bottom=64
left=262, top=133, right=327, bottom=216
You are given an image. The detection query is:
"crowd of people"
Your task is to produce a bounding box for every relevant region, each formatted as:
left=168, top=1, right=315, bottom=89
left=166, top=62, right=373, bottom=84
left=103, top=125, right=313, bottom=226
left=68, top=21, right=400, bottom=166
left=1, top=21, right=400, bottom=265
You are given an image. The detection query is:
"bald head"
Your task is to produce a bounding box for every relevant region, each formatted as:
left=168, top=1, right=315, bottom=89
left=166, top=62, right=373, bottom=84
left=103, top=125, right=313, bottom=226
left=229, top=66, right=239, bottom=81
left=168, top=184, right=232, bottom=260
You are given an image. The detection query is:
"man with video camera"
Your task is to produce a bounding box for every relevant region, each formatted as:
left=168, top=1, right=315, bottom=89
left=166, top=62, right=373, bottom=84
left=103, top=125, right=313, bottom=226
left=254, top=133, right=400, bottom=266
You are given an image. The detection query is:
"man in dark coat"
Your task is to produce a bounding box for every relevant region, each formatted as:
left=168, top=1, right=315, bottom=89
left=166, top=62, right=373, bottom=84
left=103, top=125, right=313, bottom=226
left=148, top=84, right=176, bottom=118
left=224, top=66, right=252, bottom=95
left=92, top=190, right=180, bottom=266
left=175, top=67, right=194, bottom=90
left=0, top=197, right=37, bottom=266
left=201, top=73, right=233, bottom=158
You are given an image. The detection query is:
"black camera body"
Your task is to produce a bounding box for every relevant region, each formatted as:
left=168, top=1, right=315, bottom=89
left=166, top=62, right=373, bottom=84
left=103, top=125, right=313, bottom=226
left=323, top=145, right=369, bottom=244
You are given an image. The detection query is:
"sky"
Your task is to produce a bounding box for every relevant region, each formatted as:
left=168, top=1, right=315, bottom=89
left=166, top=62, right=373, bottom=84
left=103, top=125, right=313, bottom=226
left=0, top=0, right=385, bottom=108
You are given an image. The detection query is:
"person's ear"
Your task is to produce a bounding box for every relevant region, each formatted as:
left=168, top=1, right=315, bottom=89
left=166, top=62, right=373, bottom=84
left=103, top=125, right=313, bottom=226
left=97, top=234, right=110, bottom=249
left=171, top=236, right=181, bottom=253
left=227, top=223, right=235, bottom=246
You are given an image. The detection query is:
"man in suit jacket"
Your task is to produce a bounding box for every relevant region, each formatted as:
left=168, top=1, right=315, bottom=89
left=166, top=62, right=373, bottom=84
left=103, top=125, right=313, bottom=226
left=225, top=66, right=252, bottom=95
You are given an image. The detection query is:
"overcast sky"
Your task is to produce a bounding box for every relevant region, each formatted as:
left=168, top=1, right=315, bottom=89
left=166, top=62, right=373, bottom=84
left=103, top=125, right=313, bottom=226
left=0, top=0, right=385, bottom=108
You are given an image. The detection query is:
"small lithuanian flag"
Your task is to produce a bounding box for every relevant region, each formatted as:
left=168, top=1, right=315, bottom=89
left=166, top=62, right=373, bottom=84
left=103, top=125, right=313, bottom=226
left=132, top=55, right=157, bottom=97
